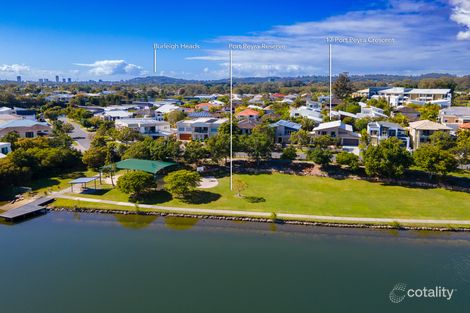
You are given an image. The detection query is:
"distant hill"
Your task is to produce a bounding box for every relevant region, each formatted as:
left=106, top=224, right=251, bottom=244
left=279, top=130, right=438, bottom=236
left=126, top=73, right=458, bottom=85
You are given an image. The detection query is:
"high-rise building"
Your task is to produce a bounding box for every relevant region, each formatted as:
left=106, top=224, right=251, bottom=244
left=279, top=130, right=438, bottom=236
left=55, top=75, right=59, bottom=83
left=16, top=76, right=21, bottom=83
left=39, top=79, right=44, bottom=83
left=62, top=78, right=66, bottom=83
left=67, top=78, right=72, bottom=83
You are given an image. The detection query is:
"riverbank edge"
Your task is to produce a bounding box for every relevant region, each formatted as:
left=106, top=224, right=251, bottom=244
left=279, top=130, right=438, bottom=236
left=47, top=206, right=470, bottom=232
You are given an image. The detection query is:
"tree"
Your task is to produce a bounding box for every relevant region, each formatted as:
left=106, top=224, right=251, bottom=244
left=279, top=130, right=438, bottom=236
left=117, top=171, right=154, bottom=196
left=0, top=131, right=20, bottom=150
left=413, top=144, right=458, bottom=178
left=429, top=131, right=455, bottom=150
left=281, top=145, right=297, bottom=160
left=149, top=136, right=181, bottom=161
left=62, top=123, right=75, bottom=134
left=311, top=135, right=336, bottom=149
left=332, top=73, right=353, bottom=100
left=290, top=130, right=310, bottom=147
left=363, top=137, right=412, bottom=178
left=336, top=151, right=359, bottom=171
left=183, top=141, right=208, bottom=165
left=417, top=103, right=440, bottom=121
left=0, top=158, right=32, bottom=188
left=122, top=137, right=152, bottom=160
left=101, top=163, right=116, bottom=186
left=165, top=110, right=186, bottom=126
left=242, top=125, right=275, bottom=166
left=233, top=178, right=248, bottom=197
left=454, top=129, right=470, bottom=165
left=207, top=133, right=231, bottom=163
left=164, top=170, right=201, bottom=198
left=82, top=146, right=107, bottom=170
left=113, top=127, right=142, bottom=144
left=308, top=147, right=332, bottom=167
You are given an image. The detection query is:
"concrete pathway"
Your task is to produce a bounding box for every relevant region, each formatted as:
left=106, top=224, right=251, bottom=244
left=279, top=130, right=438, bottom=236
left=53, top=194, right=470, bottom=225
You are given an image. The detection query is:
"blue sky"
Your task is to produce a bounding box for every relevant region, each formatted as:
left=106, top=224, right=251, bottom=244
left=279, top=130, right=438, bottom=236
left=0, top=0, right=470, bottom=81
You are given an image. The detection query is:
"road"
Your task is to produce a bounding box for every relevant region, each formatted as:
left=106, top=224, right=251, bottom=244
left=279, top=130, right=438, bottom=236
left=53, top=194, right=470, bottom=226
left=59, top=117, right=93, bottom=151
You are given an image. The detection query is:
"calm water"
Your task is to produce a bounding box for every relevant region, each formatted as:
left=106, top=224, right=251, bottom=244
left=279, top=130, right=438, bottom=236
left=1, top=212, right=470, bottom=313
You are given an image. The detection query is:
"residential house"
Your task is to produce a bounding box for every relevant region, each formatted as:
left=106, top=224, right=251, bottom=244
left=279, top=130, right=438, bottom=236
left=14, top=107, right=37, bottom=121
left=248, top=94, right=264, bottom=105
left=176, top=118, right=228, bottom=140
left=195, top=103, right=220, bottom=112
left=356, top=106, right=388, bottom=119
left=238, top=119, right=261, bottom=135
left=376, top=87, right=410, bottom=106
left=0, top=120, right=51, bottom=138
left=439, top=107, right=470, bottom=131
left=393, top=106, right=421, bottom=122
left=407, top=89, right=452, bottom=107
left=194, top=94, right=219, bottom=101
left=0, top=107, right=14, bottom=115
left=100, top=110, right=134, bottom=121
left=271, top=93, right=286, bottom=101
left=370, top=88, right=452, bottom=107
left=236, top=108, right=261, bottom=120
left=460, top=123, right=470, bottom=130
left=306, top=100, right=322, bottom=110
left=352, top=87, right=389, bottom=99
left=269, top=120, right=302, bottom=144
left=408, top=120, right=452, bottom=149
left=290, top=106, right=323, bottom=123
left=115, top=118, right=172, bottom=139
left=156, top=104, right=182, bottom=115
left=187, top=111, right=214, bottom=119
left=367, top=121, right=410, bottom=150
left=0, top=142, right=11, bottom=158
left=311, top=120, right=361, bottom=147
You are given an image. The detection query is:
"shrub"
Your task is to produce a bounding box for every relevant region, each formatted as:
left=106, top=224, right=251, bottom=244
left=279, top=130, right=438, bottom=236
left=336, top=151, right=359, bottom=171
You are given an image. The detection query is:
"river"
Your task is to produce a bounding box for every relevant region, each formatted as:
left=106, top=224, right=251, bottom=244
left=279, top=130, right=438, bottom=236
left=0, top=212, right=469, bottom=312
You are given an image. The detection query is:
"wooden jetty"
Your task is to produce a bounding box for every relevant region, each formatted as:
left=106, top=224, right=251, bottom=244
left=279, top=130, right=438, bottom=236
left=0, top=197, right=53, bottom=222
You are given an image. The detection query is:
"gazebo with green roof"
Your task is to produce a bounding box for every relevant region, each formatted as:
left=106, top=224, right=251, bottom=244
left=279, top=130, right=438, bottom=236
left=114, top=159, right=177, bottom=175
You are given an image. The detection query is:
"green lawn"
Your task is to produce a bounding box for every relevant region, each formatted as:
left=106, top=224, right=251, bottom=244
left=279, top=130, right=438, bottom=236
left=58, top=173, right=470, bottom=220
left=28, top=170, right=97, bottom=195
left=0, top=170, right=97, bottom=202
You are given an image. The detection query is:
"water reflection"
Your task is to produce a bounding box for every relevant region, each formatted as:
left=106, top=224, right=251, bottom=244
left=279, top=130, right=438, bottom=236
left=114, top=214, right=158, bottom=229
left=164, top=216, right=199, bottom=231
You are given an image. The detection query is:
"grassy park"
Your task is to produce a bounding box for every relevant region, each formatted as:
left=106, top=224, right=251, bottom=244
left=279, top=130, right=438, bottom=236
left=52, top=172, right=470, bottom=221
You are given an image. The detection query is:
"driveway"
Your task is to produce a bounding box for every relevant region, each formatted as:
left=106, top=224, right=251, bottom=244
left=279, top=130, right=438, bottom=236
left=59, top=117, right=93, bottom=151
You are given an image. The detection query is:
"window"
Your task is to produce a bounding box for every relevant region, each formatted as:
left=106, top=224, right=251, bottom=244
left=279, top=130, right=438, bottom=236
left=1, top=147, right=8, bottom=154
left=178, top=127, right=185, bottom=132
left=25, top=132, right=34, bottom=138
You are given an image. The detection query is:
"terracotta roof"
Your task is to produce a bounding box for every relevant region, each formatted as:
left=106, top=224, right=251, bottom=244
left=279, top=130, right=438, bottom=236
left=236, top=108, right=260, bottom=117
left=460, top=122, right=470, bottom=129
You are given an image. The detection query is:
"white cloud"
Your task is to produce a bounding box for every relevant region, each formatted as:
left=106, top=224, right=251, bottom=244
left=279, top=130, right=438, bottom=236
left=186, top=0, right=470, bottom=77
left=451, top=0, right=470, bottom=40
left=0, top=64, right=30, bottom=73
left=74, top=60, right=145, bottom=76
